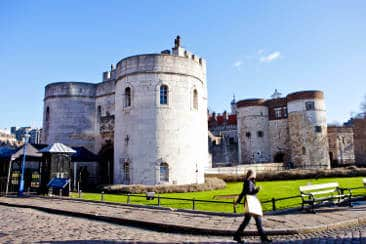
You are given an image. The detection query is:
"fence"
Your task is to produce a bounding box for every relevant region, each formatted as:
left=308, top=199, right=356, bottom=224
left=73, top=185, right=366, bottom=213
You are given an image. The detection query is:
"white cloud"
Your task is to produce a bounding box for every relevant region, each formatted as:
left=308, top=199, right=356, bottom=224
left=233, top=60, right=242, bottom=69
left=260, top=51, right=281, bottom=63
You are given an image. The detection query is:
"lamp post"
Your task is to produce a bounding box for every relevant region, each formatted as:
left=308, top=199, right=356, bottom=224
left=18, top=133, right=30, bottom=196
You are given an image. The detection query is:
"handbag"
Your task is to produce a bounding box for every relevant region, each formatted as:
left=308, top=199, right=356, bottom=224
left=244, top=195, right=263, bottom=216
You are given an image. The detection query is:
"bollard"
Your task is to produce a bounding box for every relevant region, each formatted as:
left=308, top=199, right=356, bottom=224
left=127, top=193, right=130, bottom=204
left=59, top=188, right=62, bottom=197
left=157, top=194, right=161, bottom=207
left=101, top=191, right=104, bottom=201
left=27, top=187, right=30, bottom=195
left=233, top=200, right=237, bottom=213
left=192, top=198, right=196, bottom=210
left=272, top=198, right=276, bottom=211
left=79, top=190, right=82, bottom=198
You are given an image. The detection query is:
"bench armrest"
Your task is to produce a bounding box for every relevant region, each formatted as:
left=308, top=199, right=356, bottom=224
left=337, top=187, right=352, bottom=196
left=301, top=192, right=315, bottom=201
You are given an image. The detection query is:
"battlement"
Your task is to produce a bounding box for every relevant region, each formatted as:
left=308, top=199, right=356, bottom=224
left=171, top=35, right=205, bottom=66
left=103, top=64, right=117, bottom=82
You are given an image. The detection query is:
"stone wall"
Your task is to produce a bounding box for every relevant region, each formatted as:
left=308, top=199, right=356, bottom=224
left=237, top=105, right=271, bottom=164
left=95, top=79, right=115, bottom=153
left=327, top=126, right=355, bottom=166
left=268, top=119, right=290, bottom=163
left=353, top=118, right=366, bottom=165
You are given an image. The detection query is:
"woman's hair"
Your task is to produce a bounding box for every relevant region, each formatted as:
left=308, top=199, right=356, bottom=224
left=245, top=169, right=256, bottom=180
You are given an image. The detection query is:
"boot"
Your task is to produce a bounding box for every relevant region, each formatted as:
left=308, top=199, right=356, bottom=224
left=233, top=233, right=245, bottom=244
left=261, top=236, right=272, bottom=243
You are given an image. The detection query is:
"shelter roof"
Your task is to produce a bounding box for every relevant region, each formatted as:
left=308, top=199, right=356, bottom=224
left=39, top=143, right=76, bottom=154
left=12, top=144, right=43, bottom=159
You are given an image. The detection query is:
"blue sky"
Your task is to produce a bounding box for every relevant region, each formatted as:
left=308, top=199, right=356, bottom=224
left=0, top=0, right=365, bottom=130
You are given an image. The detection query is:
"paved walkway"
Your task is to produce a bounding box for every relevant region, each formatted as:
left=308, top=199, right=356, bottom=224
left=1, top=204, right=366, bottom=243
left=0, top=196, right=366, bottom=236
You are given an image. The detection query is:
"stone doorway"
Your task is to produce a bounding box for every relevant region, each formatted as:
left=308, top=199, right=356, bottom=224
left=274, top=152, right=285, bottom=163
left=98, top=144, right=114, bottom=185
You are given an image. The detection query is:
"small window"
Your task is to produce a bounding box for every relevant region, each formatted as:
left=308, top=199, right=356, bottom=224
left=274, top=107, right=282, bottom=119
left=97, top=106, right=102, bottom=118
left=302, top=147, right=306, bottom=155
left=229, top=137, right=235, bottom=144
left=257, top=131, right=263, bottom=137
left=305, top=101, right=315, bottom=111
left=315, top=126, right=322, bottom=133
left=160, top=162, right=169, bottom=182
left=193, top=89, right=198, bottom=110
left=124, top=87, right=131, bottom=107
left=245, top=132, right=251, bottom=138
left=160, top=85, right=168, bottom=105
left=46, top=107, right=50, bottom=121
left=123, top=161, right=130, bottom=184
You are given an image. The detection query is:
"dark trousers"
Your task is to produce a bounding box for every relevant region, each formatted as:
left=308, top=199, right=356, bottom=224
left=235, top=213, right=266, bottom=238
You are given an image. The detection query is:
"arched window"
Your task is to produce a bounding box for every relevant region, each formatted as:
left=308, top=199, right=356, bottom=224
left=46, top=107, right=50, bottom=121
left=160, top=162, right=169, bottom=182
left=193, top=89, right=198, bottom=110
left=124, top=87, right=131, bottom=107
left=123, top=160, right=130, bottom=184
left=160, top=85, right=168, bottom=105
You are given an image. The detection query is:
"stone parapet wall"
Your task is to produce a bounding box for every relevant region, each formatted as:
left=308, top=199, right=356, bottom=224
left=205, top=162, right=285, bottom=174
left=116, top=54, right=206, bottom=84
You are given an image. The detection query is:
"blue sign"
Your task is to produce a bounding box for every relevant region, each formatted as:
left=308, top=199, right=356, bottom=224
left=47, top=177, right=70, bottom=189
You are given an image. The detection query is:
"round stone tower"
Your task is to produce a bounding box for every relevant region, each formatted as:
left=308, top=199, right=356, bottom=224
left=42, top=82, right=97, bottom=152
left=287, top=90, right=330, bottom=169
left=236, top=99, right=271, bottom=164
left=114, top=43, right=208, bottom=185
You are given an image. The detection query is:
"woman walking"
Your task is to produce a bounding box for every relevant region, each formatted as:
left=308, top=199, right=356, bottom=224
left=233, top=169, right=271, bottom=243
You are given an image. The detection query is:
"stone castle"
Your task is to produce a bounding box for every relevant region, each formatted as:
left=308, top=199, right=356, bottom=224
left=209, top=91, right=357, bottom=169
left=42, top=37, right=361, bottom=186
left=42, top=36, right=208, bottom=185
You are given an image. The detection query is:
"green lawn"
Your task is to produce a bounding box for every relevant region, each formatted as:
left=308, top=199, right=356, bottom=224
left=71, top=177, right=366, bottom=213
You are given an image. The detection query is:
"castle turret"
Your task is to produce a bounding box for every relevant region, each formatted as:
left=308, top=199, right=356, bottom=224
left=236, top=99, right=271, bottom=164
left=287, top=90, right=330, bottom=169
left=113, top=36, right=207, bottom=185
left=42, top=82, right=97, bottom=152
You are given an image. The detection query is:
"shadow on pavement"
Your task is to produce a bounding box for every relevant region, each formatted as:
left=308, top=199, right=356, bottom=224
left=38, top=236, right=366, bottom=244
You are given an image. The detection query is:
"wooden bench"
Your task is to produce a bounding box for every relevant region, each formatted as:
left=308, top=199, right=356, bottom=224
left=299, top=182, right=352, bottom=213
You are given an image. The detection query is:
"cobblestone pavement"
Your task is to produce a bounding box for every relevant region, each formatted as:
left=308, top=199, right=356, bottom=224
left=1, top=196, right=366, bottom=235
left=1, top=205, right=366, bottom=244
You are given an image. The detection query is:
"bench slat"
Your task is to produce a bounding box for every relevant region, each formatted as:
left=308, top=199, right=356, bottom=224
left=299, top=182, right=339, bottom=192
left=307, top=189, right=337, bottom=196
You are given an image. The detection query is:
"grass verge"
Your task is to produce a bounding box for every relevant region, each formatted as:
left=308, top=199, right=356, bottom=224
left=71, top=177, right=366, bottom=213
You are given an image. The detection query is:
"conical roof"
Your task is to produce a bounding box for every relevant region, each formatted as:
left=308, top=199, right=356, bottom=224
left=11, top=143, right=43, bottom=159
left=39, top=142, right=76, bottom=154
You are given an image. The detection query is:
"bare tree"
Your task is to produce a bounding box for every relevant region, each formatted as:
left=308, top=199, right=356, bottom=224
left=361, top=94, right=366, bottom=113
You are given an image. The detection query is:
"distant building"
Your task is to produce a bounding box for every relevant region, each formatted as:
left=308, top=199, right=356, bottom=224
left=0, top=129, right=18, bottom=147
left=209, top=90, right=357, bottom=170
left=29, top=128, right=42, bottom=144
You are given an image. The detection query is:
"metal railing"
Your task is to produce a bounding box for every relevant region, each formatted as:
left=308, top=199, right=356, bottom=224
left=73, top=185, right=366, bottom=213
